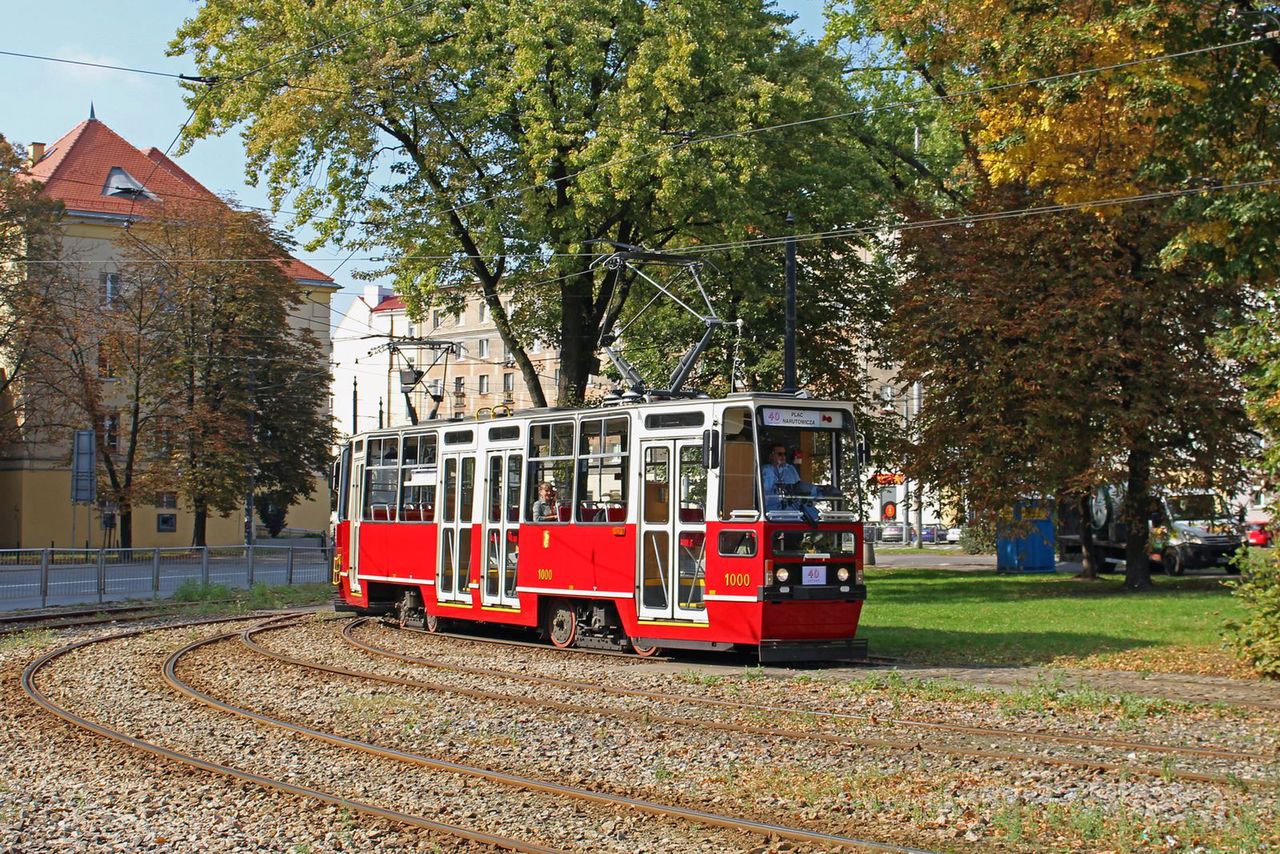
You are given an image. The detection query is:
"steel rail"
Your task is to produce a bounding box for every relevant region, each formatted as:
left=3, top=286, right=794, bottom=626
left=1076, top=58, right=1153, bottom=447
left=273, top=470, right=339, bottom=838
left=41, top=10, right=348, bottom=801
left=0, top=600, right=245, bottom=631
left=20, top=612, right=553, bottom=854
left=342, top=619, right=1275, bottom=780
left=165, top=626, right=935, bottom=853
left=246, top=622, right=1259, bottom=787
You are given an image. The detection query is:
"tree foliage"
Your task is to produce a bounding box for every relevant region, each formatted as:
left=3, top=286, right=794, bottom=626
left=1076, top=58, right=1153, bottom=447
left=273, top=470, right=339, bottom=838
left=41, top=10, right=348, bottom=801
left=121, top=199, right=334, bottom=545
left=830, top=0, right=1261, bottom=586
left=0, top=135, right=63, bottom=446
left=171, top=0, right=892, bottom=405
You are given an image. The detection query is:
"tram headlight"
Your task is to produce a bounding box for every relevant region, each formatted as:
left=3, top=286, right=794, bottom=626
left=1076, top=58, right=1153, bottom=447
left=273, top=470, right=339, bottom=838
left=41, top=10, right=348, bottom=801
left=836, top=567, right=850, bottom=583
left=774, top=567, right=790, bottom=584
left=855, top=568, right=864, bottom=585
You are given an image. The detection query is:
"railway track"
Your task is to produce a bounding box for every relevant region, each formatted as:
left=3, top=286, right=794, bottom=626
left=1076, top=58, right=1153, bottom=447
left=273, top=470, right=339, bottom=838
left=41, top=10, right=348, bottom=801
left=0, top=600, right=245, bottom=634
left=333, top=617, right=1275, bottom=786
left=23, top=612, right=932, bottom=853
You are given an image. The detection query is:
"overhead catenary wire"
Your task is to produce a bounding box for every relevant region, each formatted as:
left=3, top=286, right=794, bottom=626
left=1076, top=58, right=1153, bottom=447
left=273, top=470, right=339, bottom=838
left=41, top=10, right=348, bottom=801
left=7, top=34, right=1266, bottom=235
left=21, top=176, right=1280, bottom=269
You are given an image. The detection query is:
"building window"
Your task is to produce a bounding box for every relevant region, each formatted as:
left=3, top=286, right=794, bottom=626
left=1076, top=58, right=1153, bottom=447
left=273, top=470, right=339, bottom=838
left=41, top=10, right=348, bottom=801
left=454, top=376, right=465, bottom=394
left=103, top=167, right=158, bottom=200
left=154, top=492, right=178, bottom=509
left=406, top=324, right=416, bottom=338
left=478, top=375, right=490, bottom=394
left=100, top=414, right=119, bottom=452
left=429, top=379, right=443, bottom=395
left=156, top=513, right=177, bottom=533
left=503, top=343, right=512, bottom=362
left=433, top=309, right=445, bottom=329
left=479, top=301, right=490, bottom=323
left=477, top=339, right=489, bottom=359
left=97, top=345, right=116, bottom=379
left=503, top=373, right=515, bottom=394
left=100, top=272, right=120, bottom=307
left=530, top=339, right=542, bottom=354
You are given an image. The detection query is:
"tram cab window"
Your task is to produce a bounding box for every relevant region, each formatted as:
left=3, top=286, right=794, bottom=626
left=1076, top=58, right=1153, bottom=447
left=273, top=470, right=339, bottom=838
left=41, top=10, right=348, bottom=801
left=399, top=433, right=437, bottom=522
left=527, top=420, right=575, bottom=522
left=363, top=436, right=400, bottom=521
left=576, top=417, right=629, bottom=523
left=719, top=407, right=760, bottom=520
left=757, top=408, right=854, bottom=520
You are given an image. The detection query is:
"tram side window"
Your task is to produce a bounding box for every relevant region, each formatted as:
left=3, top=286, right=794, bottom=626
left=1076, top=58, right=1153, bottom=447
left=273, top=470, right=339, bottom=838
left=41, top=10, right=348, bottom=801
left=719, top=406, right=760, bottom=520
left=527, top=420, right=574, bottom=523
left=576, top=416, right=629, bottom=523
left=363, top=436, right=400, bottom=522
left=399, top=433, right=437, bottom=523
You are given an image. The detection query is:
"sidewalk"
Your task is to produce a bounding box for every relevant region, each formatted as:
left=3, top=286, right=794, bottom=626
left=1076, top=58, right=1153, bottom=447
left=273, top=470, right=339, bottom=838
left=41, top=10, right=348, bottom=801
left=868, top=547, right=996, bottom=570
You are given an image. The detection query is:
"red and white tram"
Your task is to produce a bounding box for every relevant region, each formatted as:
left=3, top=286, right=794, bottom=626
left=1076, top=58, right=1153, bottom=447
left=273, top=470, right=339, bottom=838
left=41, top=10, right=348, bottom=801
left=332, top=393, right=867, bottom=662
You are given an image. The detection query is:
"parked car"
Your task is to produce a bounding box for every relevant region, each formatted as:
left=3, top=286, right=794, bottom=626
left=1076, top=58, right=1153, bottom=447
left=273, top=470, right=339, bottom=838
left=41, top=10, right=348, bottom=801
left=946, top=527, right=963, bottom=543
left=880, top=523, right=910, bottom=544
left=1246, top=522, right=1272, bottom=547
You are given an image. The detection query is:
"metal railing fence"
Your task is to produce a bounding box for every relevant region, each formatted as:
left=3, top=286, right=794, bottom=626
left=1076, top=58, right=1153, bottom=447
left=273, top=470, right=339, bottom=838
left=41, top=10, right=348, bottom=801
left=0, top=544, right=332, bottom=611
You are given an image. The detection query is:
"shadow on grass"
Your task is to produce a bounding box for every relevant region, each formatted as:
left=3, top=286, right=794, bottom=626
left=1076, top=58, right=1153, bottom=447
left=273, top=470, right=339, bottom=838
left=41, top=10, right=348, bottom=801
left=864, top=569, right=1233, bottom=606
left=858, top=624, right=1162, bottom=666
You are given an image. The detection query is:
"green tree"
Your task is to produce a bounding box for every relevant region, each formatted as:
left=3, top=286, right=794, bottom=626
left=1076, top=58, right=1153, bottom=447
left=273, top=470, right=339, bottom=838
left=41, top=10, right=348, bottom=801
left=0, top=135, right=63, bottom=446
left=25, top=240, right=183, bottom=548
left=171, top=0, right=889, bottom=405
left=829, top=0, right=1257, bottom=586
left=126, top=198, right=332, bottom=546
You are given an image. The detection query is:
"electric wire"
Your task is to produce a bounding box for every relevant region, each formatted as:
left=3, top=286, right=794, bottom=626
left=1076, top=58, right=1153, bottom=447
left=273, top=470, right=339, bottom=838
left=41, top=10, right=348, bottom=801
left=9, top=34, right=1267, bottom=235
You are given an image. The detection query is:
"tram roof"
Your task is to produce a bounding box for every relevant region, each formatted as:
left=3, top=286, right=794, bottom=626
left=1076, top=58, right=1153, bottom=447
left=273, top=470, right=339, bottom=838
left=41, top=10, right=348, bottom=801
left=347, top=392, right=854, bottom=441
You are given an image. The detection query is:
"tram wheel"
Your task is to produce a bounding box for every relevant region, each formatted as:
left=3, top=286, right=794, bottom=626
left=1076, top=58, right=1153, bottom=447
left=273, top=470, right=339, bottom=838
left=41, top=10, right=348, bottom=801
left=548, top=600, right=577, bottom=648
left=631, top=640, right=662, bottom=658
left=424, top=611, right=442, bottom=633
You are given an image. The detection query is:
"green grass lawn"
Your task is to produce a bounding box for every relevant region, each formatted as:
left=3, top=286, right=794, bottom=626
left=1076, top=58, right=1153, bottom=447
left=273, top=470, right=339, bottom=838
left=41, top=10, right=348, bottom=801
left=858, top=568, right=1243, bottom=666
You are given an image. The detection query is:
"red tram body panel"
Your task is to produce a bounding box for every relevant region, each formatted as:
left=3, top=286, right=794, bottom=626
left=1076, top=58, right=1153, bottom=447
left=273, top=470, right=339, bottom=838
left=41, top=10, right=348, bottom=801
left=331, top=393, right=868, bottom=662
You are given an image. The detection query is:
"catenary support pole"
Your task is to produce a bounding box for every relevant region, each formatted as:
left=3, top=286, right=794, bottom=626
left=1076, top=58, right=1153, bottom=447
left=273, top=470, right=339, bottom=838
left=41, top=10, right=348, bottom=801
left=783, top=211, right=797, bottom=393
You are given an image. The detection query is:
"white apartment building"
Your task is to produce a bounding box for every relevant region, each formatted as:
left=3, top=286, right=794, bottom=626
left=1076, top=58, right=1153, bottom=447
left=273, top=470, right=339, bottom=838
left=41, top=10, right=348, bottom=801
left=331, top=286, right=599, bottom=438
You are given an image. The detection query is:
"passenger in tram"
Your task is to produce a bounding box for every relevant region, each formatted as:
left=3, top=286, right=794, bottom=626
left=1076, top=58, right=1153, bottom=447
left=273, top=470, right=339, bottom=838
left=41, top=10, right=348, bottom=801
left=532, top=481, right=559, bottom=522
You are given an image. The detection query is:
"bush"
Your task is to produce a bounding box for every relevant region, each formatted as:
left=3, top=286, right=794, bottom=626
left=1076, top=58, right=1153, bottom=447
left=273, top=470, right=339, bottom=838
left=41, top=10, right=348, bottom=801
left=173, top=579, right=233, bottom=602
left=959, top=522, right=996, bottom=555
left=1225, top=549, right=1280, bottom=677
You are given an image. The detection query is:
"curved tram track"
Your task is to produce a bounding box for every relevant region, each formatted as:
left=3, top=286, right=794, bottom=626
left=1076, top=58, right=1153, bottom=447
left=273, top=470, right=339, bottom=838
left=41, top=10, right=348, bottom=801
left=336, top=618, right=1275, bottom=787
left=22, top=612, right=931, bottom=854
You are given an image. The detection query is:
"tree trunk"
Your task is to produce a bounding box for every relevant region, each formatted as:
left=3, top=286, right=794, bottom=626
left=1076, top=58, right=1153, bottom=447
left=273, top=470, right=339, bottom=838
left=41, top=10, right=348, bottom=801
left=557, top=276, right=596, bottom=405
left=119, top=505, right=133, bottom=549
left=192, top=505, right=208, bottom=547
left=1077, top=492, right=1098, bottom=580
left=1122, top=446, right=1154, bottom=590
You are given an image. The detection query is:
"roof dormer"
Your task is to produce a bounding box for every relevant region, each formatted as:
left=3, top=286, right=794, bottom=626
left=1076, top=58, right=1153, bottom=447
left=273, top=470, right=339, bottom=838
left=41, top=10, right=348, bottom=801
left=102, top=167, right=158, bottom=201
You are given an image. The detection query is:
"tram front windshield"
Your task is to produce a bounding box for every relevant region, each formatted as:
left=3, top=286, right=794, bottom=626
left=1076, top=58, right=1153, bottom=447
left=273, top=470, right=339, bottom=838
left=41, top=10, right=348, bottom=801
left=751, top=406, right=856, bottom=531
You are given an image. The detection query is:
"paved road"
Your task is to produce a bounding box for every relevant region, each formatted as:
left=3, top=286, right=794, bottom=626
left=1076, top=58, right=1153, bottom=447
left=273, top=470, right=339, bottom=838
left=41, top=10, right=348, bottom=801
left=0, top=552, right=329, bottom=611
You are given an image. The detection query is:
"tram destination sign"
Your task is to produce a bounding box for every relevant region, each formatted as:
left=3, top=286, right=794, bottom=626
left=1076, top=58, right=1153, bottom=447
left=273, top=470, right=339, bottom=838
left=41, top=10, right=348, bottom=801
left=760, top=408, right=844, bottom=429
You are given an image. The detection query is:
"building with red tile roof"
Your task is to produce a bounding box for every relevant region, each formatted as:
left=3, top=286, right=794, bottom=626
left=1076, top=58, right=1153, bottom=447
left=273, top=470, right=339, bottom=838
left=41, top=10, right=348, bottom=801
left=0, top=112, right=338, bottom=549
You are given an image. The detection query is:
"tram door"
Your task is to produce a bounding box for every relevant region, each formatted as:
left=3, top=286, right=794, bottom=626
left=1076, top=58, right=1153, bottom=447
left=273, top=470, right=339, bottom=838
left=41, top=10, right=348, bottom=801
left=437, top=452, right=476, bottom=603
left=347, top=449, right=364, bottom=595
left=637, top=440, right=709, bottom=622
left=482, top=451, right=523, bottom=608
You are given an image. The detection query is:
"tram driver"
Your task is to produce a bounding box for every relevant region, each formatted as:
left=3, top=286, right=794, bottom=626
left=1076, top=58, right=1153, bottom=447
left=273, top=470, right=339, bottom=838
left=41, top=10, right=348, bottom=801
left=532, top=481, right=560, bottom=522
left=762, top=444, right=817, bottom=512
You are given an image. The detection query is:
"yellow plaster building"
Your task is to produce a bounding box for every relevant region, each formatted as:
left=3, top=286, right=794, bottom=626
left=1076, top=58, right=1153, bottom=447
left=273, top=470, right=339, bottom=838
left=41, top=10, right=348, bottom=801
left=0, top=115, right=337, bottom=548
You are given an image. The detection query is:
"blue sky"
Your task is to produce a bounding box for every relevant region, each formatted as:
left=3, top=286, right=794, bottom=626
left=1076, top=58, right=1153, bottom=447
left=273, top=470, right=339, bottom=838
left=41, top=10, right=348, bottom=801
left=1, top=1, right=828, bottom=300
